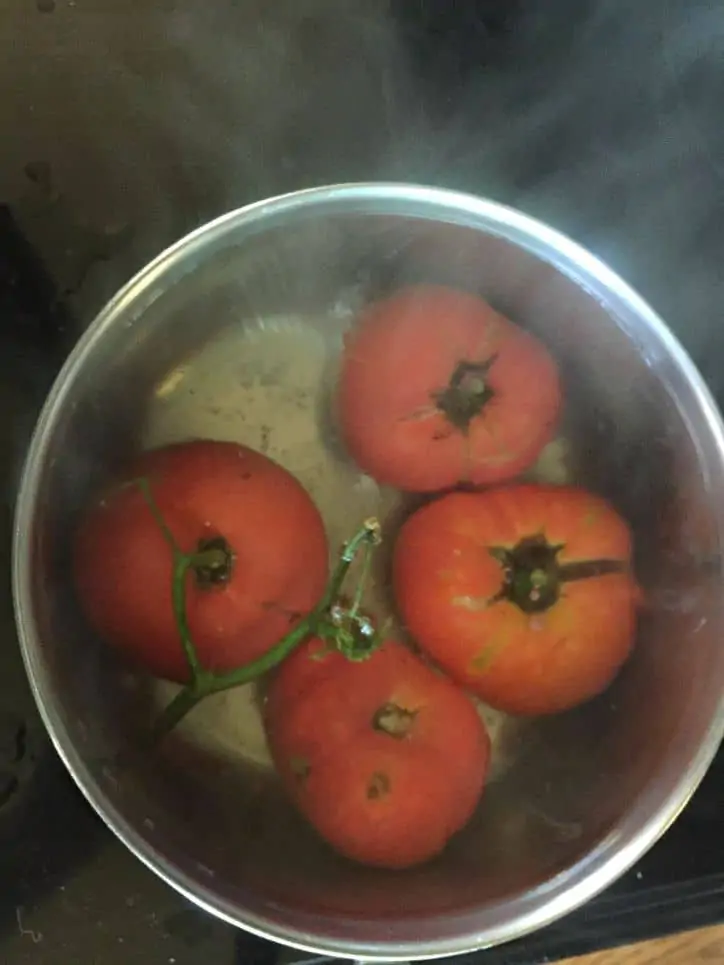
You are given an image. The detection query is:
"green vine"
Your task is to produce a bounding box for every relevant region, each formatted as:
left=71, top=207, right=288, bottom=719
left=134, top=479, right=382, bottom=741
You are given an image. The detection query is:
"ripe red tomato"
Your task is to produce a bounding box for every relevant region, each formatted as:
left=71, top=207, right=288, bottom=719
left=393, top=485, right=639, bottom=716
left=338, top=285, right=561, bottom=492
left=73, top=440, right=329, bottom=683
left=266, top=638, right=490, bottom=869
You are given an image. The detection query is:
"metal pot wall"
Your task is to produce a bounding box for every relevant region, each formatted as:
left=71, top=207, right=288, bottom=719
left=12, top=183, right=724, bottom=961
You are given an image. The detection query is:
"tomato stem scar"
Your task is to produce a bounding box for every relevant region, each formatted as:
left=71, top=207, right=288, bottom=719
left=138, top=490, right=383, bottom=741
left=433, top=356, right=497, bottom=432
left=489, top=535, right=628, bottom=614
left=192, top=536, right=235, bottom=587
left=366, top=771, right=391, bottom=799
left=372, top=702, right=417, bottom=739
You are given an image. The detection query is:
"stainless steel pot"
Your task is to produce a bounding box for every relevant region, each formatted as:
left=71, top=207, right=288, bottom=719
left=12, top=183, right=724, bottom=962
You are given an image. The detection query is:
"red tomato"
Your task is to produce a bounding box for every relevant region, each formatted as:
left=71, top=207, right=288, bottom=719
left=338, top=285, right=561, bottom=491
left=266, top=639, right=490, bottom=869
left=73, top=440, right=329, bottom=683
left=393, top=485, right=639, bottom=716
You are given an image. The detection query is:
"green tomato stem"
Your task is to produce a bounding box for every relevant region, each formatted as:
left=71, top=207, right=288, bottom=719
left=349, top=540, right=373, bottom=620
left=148, top=684, right=207, bottom=742
left=135, top=477, right=182, bottom=554
left=318, top=516, right=381, bottom=615
left=141, top=495, right=381, bottom=741
left=137, top=479, right=214, bottom=680
left=196, top=617, right=318, bottom=696
left=171, top=553, right=204, bottom=680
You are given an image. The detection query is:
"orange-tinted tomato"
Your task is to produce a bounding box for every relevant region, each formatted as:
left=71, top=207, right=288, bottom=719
left=74, top=440, right=329, bottom=682
left=393, top=485, right=639, bottom=715
left=338, top=285, right=561, bottom=492
left=266, top=639, right=490, bottom=869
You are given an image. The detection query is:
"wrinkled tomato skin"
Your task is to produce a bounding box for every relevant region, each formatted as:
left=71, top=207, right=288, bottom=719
left=338, top=286, right=561, bottom=492
left=393, top=485, right=638, bottom=716
left=266, top=639, right=490, bottom=869
left=73, top=440, right=329, bottom=683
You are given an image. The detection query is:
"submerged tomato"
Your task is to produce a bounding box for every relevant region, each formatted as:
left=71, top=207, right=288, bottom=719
left=338, top=285, right=561, bottom=491
left=393, top=485, right=639, bottom=715
left=266, top=639, right=490, bottom=869
left=74, top=440, right=329, bottom=682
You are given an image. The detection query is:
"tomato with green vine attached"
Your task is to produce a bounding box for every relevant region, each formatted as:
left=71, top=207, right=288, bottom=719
left=393, top=485, right=639, bottom=715
left=265, top=637, right=490, bottom=869
left=337, top=285, right=561, bottom=492
left=73, top=440, right=329, bottom=683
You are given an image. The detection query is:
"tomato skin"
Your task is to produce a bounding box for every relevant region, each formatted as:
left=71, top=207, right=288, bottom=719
left=266, top=639, right=490, bottom=869
left=73, top=440, right=329, bottom=683
left=393, top=485, right=638, bottom=716
left=338, top=285, right=561, bottom=492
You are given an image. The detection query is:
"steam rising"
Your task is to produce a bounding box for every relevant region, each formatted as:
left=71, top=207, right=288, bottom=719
left=421, top=0, right=724, bottom=389
left=13, top=0, right=724, bottom=393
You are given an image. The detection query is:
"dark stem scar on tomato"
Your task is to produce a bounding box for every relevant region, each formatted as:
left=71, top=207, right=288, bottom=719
left=367, top=771, right=391, bottom=800
left=488, top=534, right=629, bottom=615
left=192, top=535, right=235, bottom=588
left=372, top=702, right=418, bottom=739
left=432, top=356, right=498, bottom=433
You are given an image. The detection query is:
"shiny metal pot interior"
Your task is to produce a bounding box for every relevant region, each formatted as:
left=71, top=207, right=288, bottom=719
left=12, top=184, right=724, bottom=961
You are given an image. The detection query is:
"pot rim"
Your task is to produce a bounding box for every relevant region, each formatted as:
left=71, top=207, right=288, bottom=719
left=13, top=181, right=724, bottom=962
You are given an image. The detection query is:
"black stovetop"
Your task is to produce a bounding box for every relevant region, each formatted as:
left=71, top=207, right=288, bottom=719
left=5, top=2, right=724, bottom=962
